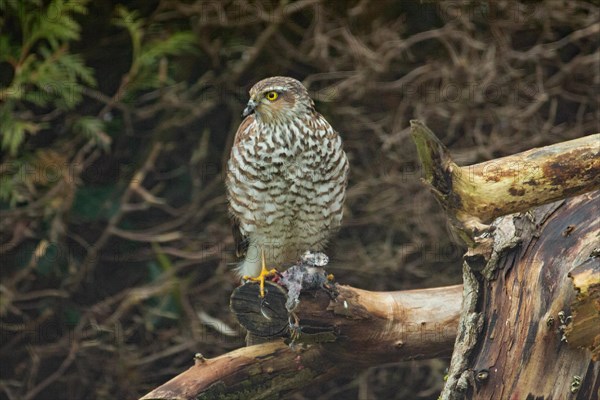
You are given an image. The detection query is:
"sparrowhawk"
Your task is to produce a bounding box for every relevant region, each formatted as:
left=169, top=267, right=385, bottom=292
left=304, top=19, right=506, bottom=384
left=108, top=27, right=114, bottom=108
left=226, top=76, right=349, bottom=296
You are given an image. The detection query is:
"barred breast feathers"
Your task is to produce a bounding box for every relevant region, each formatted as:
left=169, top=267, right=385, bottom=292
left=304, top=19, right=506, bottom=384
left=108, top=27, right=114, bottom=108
left=226, top=78, right=349, bottom=276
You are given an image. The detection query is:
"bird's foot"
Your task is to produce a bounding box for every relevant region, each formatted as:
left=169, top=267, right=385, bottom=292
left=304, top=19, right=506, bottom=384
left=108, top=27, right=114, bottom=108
left=242, top=250, right=277, bottom=298
left=288, top=312, right=302, bottom=341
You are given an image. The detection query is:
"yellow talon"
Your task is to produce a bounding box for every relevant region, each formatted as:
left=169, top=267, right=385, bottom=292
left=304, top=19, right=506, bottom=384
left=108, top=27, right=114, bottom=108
left=242, top=249, right=277, bottom=297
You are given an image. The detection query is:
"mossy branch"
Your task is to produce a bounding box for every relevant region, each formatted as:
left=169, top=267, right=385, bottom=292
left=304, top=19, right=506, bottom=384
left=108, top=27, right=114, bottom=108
left=410, top=120, right=600, bottom=242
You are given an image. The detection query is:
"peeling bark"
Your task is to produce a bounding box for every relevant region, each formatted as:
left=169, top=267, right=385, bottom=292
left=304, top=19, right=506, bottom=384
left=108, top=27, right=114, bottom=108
left=447, top=192, right=600, bottom=400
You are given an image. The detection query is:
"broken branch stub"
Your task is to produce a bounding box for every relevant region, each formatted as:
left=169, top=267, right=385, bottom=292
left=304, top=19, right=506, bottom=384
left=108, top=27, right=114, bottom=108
left=410, top=120, right=600, bottom=240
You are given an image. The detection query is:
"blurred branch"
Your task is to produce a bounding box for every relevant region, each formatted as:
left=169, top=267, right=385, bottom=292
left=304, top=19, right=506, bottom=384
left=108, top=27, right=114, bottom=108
left=141, top=284, right=462, bottom=399
left=22, top=340, right=79, bottom=400
left=410, top=120, right=600, bottom=243
left=70, top=142, right=164, bottom=288
left=109, top=228, right=182, bottom=243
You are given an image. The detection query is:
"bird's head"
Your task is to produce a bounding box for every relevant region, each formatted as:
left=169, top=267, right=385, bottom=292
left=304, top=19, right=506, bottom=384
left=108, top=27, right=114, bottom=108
left=243, top=77, right=314, bottom=123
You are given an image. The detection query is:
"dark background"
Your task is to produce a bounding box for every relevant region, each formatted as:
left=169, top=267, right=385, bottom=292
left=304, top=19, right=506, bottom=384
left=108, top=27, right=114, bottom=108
left=1, top=1, right=598, bottom=399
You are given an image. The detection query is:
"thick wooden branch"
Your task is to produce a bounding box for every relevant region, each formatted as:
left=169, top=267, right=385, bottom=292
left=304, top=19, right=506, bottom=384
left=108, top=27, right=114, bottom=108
left=410, top=120, right=600, bottom=238
left=140, top=342, right=330, bottom=400
left=141, top=284, right=462, bottom=399
left=411, top=121, right=600, bottom=398
left=444, top=192, right=600, bottom=399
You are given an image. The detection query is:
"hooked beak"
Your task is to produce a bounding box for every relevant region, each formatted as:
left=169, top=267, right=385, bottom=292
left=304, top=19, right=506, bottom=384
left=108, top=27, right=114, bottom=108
left=242, top=99, right=257, bottom=118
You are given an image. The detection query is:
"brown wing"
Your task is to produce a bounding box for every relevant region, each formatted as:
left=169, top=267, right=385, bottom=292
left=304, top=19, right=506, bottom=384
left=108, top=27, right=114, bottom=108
left=233, top=114, right=255, bottom=146
left=228, top=114, right=256, bottom=259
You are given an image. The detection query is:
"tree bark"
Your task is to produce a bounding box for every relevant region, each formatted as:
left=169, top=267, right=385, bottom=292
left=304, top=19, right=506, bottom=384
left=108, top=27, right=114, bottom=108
left=442, top=192, right=600, bottom=399
left=567, top=254, right=600, bottom=361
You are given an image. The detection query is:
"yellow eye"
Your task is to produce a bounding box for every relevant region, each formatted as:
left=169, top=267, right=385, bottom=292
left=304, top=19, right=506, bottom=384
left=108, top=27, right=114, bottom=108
left=265, top=91, right=279, bottom=101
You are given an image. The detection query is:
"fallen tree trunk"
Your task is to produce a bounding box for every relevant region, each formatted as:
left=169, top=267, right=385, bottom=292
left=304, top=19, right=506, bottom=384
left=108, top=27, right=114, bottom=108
left=141, top=122, right=599, bottom=399
left=442, top=192, right=600, bottom=399
left=141, top=284, right=462, bottom=399
left=409, top=121, right=600, bottom=399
